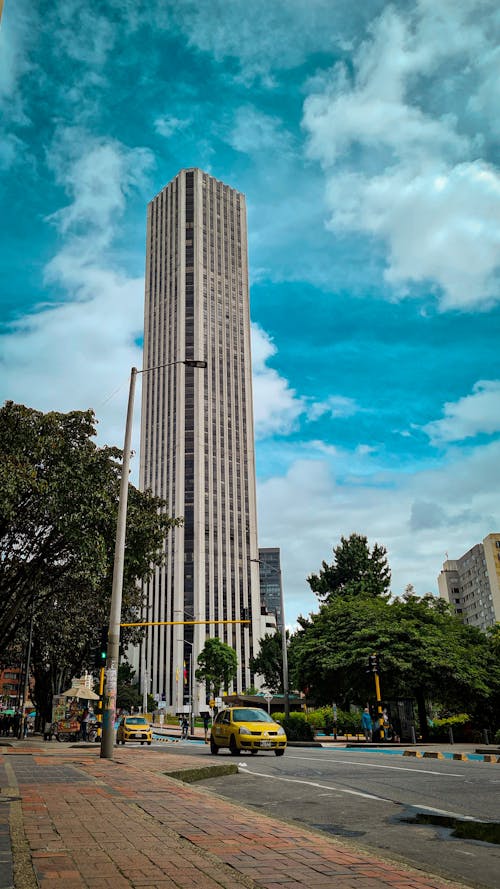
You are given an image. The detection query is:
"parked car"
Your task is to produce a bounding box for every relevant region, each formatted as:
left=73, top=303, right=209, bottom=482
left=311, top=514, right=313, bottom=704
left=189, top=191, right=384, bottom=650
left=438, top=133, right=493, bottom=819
left=116, top=715, right=152, bottom=745
left=210, top=707, right=286, bottom=756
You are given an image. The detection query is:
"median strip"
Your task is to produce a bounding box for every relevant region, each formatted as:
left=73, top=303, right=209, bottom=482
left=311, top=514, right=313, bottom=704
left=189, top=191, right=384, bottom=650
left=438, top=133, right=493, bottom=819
left=163, top=763, right=239, bottom=783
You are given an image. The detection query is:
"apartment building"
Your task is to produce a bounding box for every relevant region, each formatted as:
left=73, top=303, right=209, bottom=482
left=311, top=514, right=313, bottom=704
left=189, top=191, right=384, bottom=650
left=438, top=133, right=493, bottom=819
left=438, top=533, right=500, bottom=630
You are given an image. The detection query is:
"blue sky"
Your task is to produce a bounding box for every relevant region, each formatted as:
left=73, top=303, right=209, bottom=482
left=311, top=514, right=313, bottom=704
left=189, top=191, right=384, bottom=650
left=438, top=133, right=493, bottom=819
left=1, top=0, right=500, bottom=625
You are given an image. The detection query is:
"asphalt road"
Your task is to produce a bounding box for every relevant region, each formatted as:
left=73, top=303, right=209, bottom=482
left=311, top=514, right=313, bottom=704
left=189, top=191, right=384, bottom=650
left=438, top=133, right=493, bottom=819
left=169, top=743, right=500, bottom=889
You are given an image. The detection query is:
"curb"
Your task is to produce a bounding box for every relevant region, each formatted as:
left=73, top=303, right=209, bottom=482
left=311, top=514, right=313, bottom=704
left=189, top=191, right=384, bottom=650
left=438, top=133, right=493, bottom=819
left=403, top=749, right=499, bottom=763
left=163, top=763, right=239, bottom=783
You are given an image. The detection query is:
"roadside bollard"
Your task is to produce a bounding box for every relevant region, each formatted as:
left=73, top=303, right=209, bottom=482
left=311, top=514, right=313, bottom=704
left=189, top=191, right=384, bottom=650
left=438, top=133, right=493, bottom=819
left=483, top=729, right=489, bottom=745
left=410, top=725, right=417, bottom=744
left=448, top=726, right=454, bottom=744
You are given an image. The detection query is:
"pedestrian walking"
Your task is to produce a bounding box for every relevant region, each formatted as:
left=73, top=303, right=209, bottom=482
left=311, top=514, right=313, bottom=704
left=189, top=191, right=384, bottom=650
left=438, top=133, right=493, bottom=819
left=13, top=711, right=21, bottom=738
left=203, top=712, right=210, bottom=743
left=80, top=708, right=90, bottom=741
left=361, top=707, right=373, bottom=742
left=181, top=716, right=189, bottom=740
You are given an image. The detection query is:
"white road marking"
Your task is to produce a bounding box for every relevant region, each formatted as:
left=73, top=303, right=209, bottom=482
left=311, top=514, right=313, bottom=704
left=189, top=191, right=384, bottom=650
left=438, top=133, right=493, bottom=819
left=238, top=766, right=392, bottom=802
left=415, top=804, right=484, bottom=822
left=238, top=767, right=485, bottom=821
left=286, top=753, right=464, bottom=778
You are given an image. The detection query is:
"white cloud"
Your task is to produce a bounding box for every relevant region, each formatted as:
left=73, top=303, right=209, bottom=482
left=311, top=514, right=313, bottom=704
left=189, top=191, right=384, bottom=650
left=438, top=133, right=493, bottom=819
left=49, top=0, right=116, bottom=67
left=308, top=441, right=339, bottom=458
left=251, top=324, right=304, bottom=438
left=0, top=132, right=26, bottom=170
left=250, top=326, right=360, bottom=440
left=302, top=1, right=500, bottom=310
left=423, top=380, right=500, bottom=444
left=0, top=0, right=36, bottom=153
left=229, top=106, right=292, bottom=155
left=172, top=0, right=378, bottom=83
left=257, top=437, right=500, bottom=620
left=307, top=394, right=358, bottom=421
left=46, top=128, right=154, bottom=238
left=0, top=131, right=155, bottom=456
left=154, top=115, right=192, bottom=139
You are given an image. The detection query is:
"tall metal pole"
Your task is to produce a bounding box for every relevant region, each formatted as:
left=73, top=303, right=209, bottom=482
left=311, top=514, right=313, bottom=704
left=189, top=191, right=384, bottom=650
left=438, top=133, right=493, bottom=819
left=100, top=367, right=137, bottom=759
left=279, top=579, right=290, bottom=719
left=19, top=600, right=34, bottom=738
left=141, top=643, right=149, bottom=715
left=100, top=359, right=206, bottom=760
left=373, top=668, right=385, bottom=741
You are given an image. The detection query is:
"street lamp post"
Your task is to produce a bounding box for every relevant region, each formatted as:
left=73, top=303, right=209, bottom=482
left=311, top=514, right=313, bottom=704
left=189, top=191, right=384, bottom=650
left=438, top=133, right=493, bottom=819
left=100, top=359, right=206, bottom=760
left=250, top=558, right=289, bottom=718
left=180, top=638, right=195, bottom=734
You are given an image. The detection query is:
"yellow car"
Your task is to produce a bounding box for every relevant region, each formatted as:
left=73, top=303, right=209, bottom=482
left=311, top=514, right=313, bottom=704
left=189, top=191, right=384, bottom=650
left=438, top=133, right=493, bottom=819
left=210, top=707, right=286, bottom=756
left=116, top=715, right=152, bottom=745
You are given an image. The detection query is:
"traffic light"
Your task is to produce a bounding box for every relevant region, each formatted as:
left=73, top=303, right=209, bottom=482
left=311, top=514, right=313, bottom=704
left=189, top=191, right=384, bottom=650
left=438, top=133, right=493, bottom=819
left=92, top=625, right=108, bottom=670
left=367, top=653, right=379, bottom=674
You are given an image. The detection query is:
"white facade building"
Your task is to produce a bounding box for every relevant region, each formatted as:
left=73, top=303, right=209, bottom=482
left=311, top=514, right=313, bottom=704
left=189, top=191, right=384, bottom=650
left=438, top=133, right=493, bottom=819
left=138, top=169, right=262, bottom=711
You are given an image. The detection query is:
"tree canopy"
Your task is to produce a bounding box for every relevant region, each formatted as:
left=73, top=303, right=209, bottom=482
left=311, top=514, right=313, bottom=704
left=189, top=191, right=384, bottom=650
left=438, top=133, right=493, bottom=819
left=250, top=631, right=288, bottom=693
left=195, top=637, right=238, bottom=699
left=0, top=401, right=180, bottom=719
left=289, top=590, right=499, bottom=735
left=307, top=533, right=391, bottom=602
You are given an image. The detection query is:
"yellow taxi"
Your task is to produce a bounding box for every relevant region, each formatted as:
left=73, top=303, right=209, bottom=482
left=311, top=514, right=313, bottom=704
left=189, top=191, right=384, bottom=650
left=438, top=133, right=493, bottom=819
left=210, top=707, right=286, bottom=756
left=116, top=715, right=152, bottom=745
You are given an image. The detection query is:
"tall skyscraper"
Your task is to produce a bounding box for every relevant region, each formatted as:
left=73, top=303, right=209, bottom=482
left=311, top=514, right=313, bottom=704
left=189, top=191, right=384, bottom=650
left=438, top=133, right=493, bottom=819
left=139, top=169, right=261, bottom=711
left=257, top=547, right=283, bottom=628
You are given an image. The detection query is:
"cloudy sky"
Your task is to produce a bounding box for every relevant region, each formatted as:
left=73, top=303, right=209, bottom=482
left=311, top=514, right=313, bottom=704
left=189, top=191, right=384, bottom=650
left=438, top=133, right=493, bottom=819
left=1, top=0, right=500, bottom=625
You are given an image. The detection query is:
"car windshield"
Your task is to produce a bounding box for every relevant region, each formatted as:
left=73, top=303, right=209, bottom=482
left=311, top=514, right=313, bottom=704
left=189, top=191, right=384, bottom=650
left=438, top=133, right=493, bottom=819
left=232, top=708, right=275, bottom=723
left=125, top=717, right=148, bottom=725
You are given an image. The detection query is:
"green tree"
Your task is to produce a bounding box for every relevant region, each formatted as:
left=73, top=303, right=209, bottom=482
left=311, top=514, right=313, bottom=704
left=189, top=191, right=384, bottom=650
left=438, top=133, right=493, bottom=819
left=289, top=592, right=497, bottom=737
left=307, top=533, right=391, bottom=602
left=0, top=402, right=180, bottom=721
left=116, top=663, right=154, bottom=712
left=250, top=632, right=288, bottom=693
left=195, top=637, right=238, bottom=699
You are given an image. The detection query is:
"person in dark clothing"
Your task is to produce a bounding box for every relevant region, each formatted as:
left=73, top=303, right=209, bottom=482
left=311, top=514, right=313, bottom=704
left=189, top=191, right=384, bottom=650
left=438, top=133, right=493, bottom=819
left=203, top=712, right=210, bottom=743
left=12, top=711, right=22, bottom=738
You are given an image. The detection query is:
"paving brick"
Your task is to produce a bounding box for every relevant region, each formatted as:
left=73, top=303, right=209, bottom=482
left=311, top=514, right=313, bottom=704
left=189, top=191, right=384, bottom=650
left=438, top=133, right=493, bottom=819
left=1, top=744, right=472, bottom=889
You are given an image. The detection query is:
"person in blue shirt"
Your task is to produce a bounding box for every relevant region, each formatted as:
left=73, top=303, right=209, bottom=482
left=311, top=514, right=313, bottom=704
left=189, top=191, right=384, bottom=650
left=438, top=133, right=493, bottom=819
left=361, top=707, right=373, bottom=741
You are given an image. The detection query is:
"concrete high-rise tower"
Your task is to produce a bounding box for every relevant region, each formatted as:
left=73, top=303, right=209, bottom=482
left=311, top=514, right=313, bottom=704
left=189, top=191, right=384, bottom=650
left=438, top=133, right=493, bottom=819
left=438, top=533, right=500, bottom=630
left=139, top=169, right=261, bottom=711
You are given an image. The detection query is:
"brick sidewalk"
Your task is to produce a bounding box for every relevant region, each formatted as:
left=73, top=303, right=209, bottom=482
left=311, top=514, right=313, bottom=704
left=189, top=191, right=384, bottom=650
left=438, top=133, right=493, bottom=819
left=1, top=745, right=470, bottom=889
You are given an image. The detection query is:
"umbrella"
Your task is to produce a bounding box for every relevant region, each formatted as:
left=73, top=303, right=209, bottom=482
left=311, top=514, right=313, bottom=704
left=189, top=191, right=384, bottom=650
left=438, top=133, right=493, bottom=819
left=61, top=686, right=99, bottom=700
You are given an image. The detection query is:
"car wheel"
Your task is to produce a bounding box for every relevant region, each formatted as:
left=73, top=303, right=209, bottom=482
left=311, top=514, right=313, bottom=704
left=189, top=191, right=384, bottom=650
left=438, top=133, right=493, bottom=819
left=147, top=741, right=151, bottom=745
left=275, top=749, right=285, bottom=757
left=210, top=737, right=219, bottom=754
left=229, top=735, right=239, bottom=755
left=141, top=741, right=144, bottom=745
